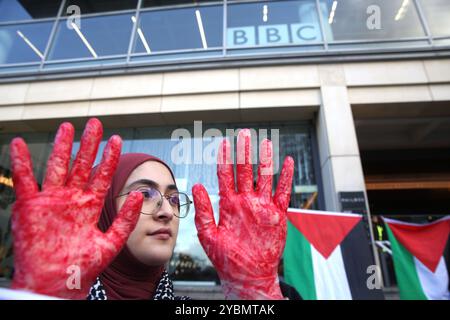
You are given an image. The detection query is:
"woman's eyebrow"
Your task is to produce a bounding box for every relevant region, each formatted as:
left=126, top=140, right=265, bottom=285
left=166, top=184, right=178, bottom=193
left=125, top=180, right=178, bottom=193
left=126, top=179, right=158, bottom=191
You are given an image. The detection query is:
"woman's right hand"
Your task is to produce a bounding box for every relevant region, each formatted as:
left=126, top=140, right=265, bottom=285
left=9, top=118, right=143, bottom=299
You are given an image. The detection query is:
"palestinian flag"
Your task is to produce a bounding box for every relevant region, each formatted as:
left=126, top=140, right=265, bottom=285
left=383, top=217, right=450, bottom=300
left=284, top=209, right=384, bottom=300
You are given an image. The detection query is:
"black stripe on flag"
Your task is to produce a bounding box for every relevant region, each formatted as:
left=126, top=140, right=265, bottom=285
left=340, top=220, right=385, bottom=300
left=444, top=234, right=450, bottom=292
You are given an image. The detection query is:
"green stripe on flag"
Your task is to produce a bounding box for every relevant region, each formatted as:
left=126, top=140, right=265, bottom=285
left=284, top=221, right=316, bottom=300
left=385, top=224, right=428, bottom=300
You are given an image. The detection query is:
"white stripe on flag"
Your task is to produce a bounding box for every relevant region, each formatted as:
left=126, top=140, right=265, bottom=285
left=414, top=256, right=450, bottom=300
left=311, top=245, right=352, bottom=300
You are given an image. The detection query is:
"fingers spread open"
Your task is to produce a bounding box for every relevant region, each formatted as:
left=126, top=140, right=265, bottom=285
left=43, top=122, right=74, bottom=190
left=87, top=135, right=122, bottom=199
left=217, top=139, right=235, bottom=196
left=274, top=156, right=294, bottom=212
left=256, top=139, right=273, bottom=200
left=236, top=129, right=254, bottom=193
left=192, top=184, right=217, bottom=251
left=67, top=118, right=103, bottom=189
left=102, top=191, right=143, bottom=259
left=10, top=138, right=38, bottom=200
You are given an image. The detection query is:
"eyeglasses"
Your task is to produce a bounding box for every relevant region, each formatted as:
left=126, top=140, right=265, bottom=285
left=117, top=187, right=192, bottom=218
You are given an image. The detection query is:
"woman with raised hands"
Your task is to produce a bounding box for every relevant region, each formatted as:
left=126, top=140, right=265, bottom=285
left=8, top=118, right=298, bottom=300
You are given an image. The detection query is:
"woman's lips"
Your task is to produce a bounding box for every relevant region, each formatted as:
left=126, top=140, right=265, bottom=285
left=148, top=228, right=172, bottom=240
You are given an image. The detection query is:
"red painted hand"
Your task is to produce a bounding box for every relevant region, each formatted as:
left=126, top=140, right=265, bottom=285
left=9, top=118, right=143, bottom=299
left=192, top=129, right=294, bottom=300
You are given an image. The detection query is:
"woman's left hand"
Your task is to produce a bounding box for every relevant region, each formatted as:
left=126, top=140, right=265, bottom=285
left=192, top=129, right=294, bottom=300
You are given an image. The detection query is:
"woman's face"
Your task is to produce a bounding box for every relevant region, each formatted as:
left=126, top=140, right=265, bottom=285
left=116, top=161, right=180, bottom=266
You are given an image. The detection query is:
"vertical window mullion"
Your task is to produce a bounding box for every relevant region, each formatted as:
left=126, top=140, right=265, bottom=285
left=40, top=0, right=67, bottom=70
left=413, top=0, right=433, bottom=45
left=222, top=0, right=227, bottom=56
left=127, top=0, right=143, bottom=63
left=315, top=0, right=328, bottom=51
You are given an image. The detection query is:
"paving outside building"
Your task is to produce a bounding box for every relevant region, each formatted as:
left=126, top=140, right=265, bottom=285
left=0, top=0, right=449, bottom=299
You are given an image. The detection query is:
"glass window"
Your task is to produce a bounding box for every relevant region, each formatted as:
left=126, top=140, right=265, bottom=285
left=227, top=0, right=322, bottom=48
left=0, top=131, right=53, bottom=278
left=0, top=0, right=62, bottom=23
left=0, top=133, right=15, bottom=279
left=48, top=14, right=133, bottom=60
left=319, top=0, right=426, bottom=42
left=133, top=5, right=222, bottom=54
left=419, top=0, right=450, bottom=37
left=277, top=125, right=318, bottom=210
left=63, top=0, right=137, bottom=15
left=0, top=22, right=53, bottom=64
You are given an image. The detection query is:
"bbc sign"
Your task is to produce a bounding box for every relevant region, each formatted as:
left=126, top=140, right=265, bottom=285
left=227, top=23, right=321, bottom=48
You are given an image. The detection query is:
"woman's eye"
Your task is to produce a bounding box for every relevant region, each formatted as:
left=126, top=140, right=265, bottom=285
left=169, top=196, right=180, bottom=206
left=140, top=188, right=158, bottom=199
left=141, top=190, right=151, bottom=199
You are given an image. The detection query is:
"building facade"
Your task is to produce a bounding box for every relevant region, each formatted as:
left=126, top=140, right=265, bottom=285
left=0, top=0, right=449, bottom=298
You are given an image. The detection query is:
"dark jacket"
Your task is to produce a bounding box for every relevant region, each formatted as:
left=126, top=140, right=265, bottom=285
left=280, top=280, right=303, bottom=300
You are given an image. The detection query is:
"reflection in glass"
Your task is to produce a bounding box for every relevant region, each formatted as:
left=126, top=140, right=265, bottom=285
left=278, top=128, right=318, bottom=210
left=63, top=0, right=137, bottom=15
left=227, top=0, right=321, bottom=48
left=0, top=131, right=52, bottom=279
left=133, top=6, right=222, bottom=54
left=320, top=0, right=426, bottom=41
left=0, top=22, right=53, bottom=64
left=48, top=14, right=133, bottom=60
left=419, top=0, right=450, bottom=37
left=0, top=133, right=15, bottom=279
left=0, top=0, right=62, bottom=23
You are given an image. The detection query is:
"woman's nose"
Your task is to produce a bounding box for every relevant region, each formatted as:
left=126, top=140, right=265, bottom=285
left=153, top=197, right=174, bottom=220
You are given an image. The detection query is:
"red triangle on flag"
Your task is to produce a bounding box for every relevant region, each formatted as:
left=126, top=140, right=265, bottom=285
left=287, top=210, right=362, bottom=259
left=385, top=218, right=450, bottom=273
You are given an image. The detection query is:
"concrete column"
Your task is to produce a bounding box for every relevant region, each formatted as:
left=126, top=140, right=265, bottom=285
left=315, top=65, right=366, bottom=212
left=315, top=65, right=382, bottom=286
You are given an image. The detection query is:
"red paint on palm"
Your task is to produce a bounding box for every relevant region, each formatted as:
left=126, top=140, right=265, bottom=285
left=9, top=118, right=143, bottom=299
left=192, top=129, right=294, bottom=300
